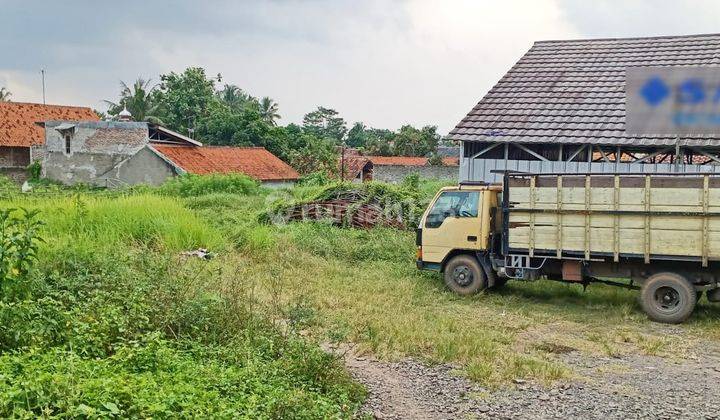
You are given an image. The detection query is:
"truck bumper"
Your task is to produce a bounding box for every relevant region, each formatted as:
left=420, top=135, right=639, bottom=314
left=416, top=260, right=441, bottom=271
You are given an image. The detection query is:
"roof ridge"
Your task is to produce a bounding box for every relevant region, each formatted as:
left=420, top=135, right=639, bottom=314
left=535, top=32, right=720, bottom=44
left=0, top=101, right=95, bottom=110
left=204, top=145, right=266, bottom=149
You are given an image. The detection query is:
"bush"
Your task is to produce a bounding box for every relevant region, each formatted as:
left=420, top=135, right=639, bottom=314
left=157, top=173, right=262, bottom=197
left=27, top=161, right=42, bottom=181
left=0, top=208, right=44, bottom=298
left=298, top=171, right=332, bottom=187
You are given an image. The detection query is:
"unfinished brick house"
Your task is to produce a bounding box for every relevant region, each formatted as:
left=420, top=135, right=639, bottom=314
left=0, top=102, right=98, bottom=180
left=42, top=120, right=299, bottom=187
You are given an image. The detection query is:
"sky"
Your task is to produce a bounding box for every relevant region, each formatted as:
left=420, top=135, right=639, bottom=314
left=2, top=0, right=720, bottom=134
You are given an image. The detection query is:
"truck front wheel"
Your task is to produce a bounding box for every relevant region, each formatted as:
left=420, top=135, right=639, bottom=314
left=444, top=255, right=486, bottom=295
left=640, top=272, right=697, bottom=324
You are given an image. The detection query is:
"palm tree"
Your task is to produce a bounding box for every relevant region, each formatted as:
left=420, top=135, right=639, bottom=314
left=259, top=96, right=280, bottom=125
left=216, top=84, right=255, bottom=111
left=104, top=78, right=161, bottom=123
left=0, top=87, right=11, bottom=102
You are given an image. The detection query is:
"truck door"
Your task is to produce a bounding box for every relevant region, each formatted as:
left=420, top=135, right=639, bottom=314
left=421, top=190, right=483, bottom=263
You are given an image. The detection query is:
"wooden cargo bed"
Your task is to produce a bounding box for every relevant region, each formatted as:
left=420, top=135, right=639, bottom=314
left=503, top=172, right=720, bottom=266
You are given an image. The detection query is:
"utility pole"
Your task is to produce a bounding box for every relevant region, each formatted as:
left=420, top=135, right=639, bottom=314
left=41, top=69, right=46, bottom=104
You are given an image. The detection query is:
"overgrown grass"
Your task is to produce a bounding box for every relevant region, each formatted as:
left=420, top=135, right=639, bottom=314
left=156, top=173, right=262, bottom=197
left=0, top=189, right=363, bottom=418
left=201, top=178, right=720, bottom=387
left=5, top=172, right=720, bottom=417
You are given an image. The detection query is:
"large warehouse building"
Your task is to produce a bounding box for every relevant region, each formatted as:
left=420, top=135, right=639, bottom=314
left=447, top=33, right=720, bottom=183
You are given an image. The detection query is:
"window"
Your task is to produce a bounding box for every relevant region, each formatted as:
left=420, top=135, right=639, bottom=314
left=424, top=191, right=480, bottom=228
left=64, top=134, right=71, bottom=155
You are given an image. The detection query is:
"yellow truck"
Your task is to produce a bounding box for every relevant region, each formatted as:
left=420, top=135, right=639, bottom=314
left=416, top=171, right=720, bottom=323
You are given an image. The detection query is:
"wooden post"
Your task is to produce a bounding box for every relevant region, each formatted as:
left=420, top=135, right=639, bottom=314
left=556, top=176, right=563, bottom=258
left=584, top=175, right=591, bottom=260
left=529, top=176, right=536, bottom=257
left=613, top=175, right=620, bottom=262
left=703, top=174, right=710, bottom=267
left=644, top=175, right=651, bottom=264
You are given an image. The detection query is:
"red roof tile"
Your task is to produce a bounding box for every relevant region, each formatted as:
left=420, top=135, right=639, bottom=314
left=152, top=145, right=299, bottom=181
left=340, top=156, right=372, bottom=179
left=0, top=102, right=99, bottom=147
left=365, top=156, right=459, bottom=166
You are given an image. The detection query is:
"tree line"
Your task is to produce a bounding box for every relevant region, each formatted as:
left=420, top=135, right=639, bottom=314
left=101, top=67, right=447, bottom=174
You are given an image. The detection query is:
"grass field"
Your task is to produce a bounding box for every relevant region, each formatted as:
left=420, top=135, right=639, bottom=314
left=0, top=188, right=362, bottom=418
left=190, top=181, right=720, bottom=386
left=2, top=175, right=720, bottom=417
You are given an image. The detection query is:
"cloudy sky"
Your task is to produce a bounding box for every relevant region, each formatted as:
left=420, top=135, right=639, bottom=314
left=2, top=0, right=720, bottom=133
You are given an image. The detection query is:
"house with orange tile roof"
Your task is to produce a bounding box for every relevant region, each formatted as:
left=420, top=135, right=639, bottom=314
left=151, top=145, right=299, bottom=187
left=41, top=118, right=298, bottom=187
left=0, top=102, right=99, bottom=181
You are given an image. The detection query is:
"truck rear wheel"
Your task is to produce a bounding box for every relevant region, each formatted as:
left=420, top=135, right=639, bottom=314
left=640, top=272, right=697, bottom=324
left=444, top=255, right=486, bottom=295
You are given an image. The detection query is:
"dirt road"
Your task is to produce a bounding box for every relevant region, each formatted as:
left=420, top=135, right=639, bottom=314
left=339, top=339, right=720, bottom=419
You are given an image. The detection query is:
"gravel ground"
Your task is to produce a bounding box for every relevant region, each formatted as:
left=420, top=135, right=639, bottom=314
left=333, top=340, right=720, bottom=419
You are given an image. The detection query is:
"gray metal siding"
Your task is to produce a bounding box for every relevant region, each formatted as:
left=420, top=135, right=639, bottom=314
left=460, top=157, right=720, bottom=183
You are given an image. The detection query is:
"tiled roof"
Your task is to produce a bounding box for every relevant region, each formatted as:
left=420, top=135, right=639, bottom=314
left=448, top=33, right=720, bottom=147
left=340, top=155, right=372, bottom=179
left=0, top=102, right=99, bottom=147
left=152, top=145, right=299, bottom=181
left=366, top=156, right=459, bottom=166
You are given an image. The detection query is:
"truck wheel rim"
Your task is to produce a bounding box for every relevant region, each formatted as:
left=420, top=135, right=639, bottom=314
left=654, top=286, right=681, bottom=312
left=452, top=266, right=473, bottom=287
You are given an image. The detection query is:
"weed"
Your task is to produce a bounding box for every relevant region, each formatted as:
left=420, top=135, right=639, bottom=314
left=157, top=173, right=262, bottom=197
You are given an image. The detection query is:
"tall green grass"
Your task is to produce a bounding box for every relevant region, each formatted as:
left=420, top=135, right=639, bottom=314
left=156, top=173, right=262, bottom=197
left=0, top=194, right=223, bottom=253
left=0, top=190, right=363, bottom=418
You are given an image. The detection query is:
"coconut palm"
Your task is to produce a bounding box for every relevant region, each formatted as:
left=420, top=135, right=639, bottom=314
left=0, top=87, right=11, bottom=102
left=259, top=96, right=280, bottom=125
left=216, top=84, right=255, bottom=111
left=104, top=78, right=161, bottom=123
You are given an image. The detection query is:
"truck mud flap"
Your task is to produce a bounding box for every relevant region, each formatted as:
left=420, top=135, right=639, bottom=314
left=477, top=252, right=497, bottom=288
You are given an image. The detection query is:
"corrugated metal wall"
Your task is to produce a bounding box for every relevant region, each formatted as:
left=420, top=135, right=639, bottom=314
left=460, top=158, right=720, bottom=183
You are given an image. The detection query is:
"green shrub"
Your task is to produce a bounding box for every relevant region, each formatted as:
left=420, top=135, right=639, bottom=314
left=157, top=173, right=262, bottom=197
left=0, top=208, right=44, bottom=298
left=27, top=161, right=42, bottom=181
left=298, top=171, right=332, bottom=187
left=0, top=336, right=363, bottom=418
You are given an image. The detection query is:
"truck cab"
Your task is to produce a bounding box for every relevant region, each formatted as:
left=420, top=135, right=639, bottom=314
left=416, top=184, right=501, bottom=294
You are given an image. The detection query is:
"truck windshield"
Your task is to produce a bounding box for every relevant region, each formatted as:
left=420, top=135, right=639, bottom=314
left=425, top=191, right=480, bottom=228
